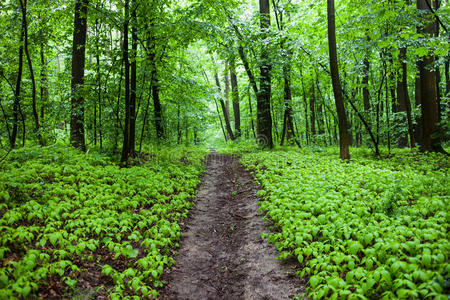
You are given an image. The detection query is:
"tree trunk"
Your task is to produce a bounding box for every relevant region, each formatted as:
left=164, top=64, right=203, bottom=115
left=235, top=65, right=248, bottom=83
left=95, top=19, right=103, bottom=149
left=280, top=62, right=296, bottom=146
left=215, top=72, right=234, bottom=140
left=120, top=0, right=130, bottom=163
left=248, top=85, right=256, bottom=138
left=300, top=67, right=309, bottom=144
left=397, top=47, right=415, bottom=148
left=11, top=3, right=26, bottom=148
left=39, top=24, right=48, bottom=125
left=362, top=57, right=370, bottom=112
left=417, top=0, right=444, bottom=152
left=257, top=0, right=273, bottom=148
left=230, top=58, right=241, bottom=137
left=434, top=0, right=442, bottom=122
left=310, top=84, right=316, bottom=136
left=129, top=0, right=137, bottom=155
left=224, top=62, right=231, bottom=124
left=21, top=0, right=41, bottom=145
left=177, top=102, right=181, bottom=144
left=70, top=0, right=89, bottom=151
left=445, top=59, right=449, bottom=97
left=147, top=32, right=164, bottom=142
left=327, top=0, right=350, bottom=159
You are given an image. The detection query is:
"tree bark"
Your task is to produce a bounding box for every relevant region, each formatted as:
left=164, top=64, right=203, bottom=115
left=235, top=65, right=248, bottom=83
left=95, top=18, right=102, bottom=149
left=11, top=3, right=26, bottom=148
left=215, top=72, right=234, bottom=140
left=327, top=0, right=350, bottom=159
left=362, top=57, right=370, bottom=112
left=120, top=0, right=130, bottom=163
left=224, top=62, right=231, bottom=124
left=280, top=62, right=296, bottom=146
left=310, top=83, right=316, bottom=136
left=257, top=0, right=273, bottom=148
left=445, top=59, right=449, bottom=97
left=248, top=85, right=256, bottom=138
left=70, top=0, right=89, bottom=151
left=299, top=67, right=309, bottom=144
left=129, top=0, right=137, bottom=156
left=397, top=47, right=415, bottom=148
left=147, top=32, right=164, bottom=142
left=20, top=0, right=42, bottom=145
left=417, top=0, right=444, bottom=152
left=434, top=0, right=442, bottom=122
left=230, top=58, right=241, bottom=137
left=39, top=19, right=48, bottom=125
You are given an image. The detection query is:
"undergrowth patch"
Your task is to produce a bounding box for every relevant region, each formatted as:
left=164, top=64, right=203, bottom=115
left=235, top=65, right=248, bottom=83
left=238, top=147, right=449, bottom=299
left=0, top=144, right=208, bottom=299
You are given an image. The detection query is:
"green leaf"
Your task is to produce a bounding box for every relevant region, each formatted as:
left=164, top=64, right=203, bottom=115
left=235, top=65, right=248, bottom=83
left=310, top=276, right=320, bottom=288
left=421, top=254, right=431, bottom=267
left=415, top=47, right=429, bottom=57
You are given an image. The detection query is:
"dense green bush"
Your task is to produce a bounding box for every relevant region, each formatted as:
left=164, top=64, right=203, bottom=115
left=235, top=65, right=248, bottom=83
left=0, top=144, right=207, bottom=299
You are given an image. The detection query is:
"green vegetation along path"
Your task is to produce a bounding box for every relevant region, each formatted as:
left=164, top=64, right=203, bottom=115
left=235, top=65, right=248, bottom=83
left=159, top=153, right=304, bottom=299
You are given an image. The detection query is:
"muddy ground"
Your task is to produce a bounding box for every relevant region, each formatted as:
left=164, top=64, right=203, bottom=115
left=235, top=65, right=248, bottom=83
left=158, top=153, right=305, bottom=300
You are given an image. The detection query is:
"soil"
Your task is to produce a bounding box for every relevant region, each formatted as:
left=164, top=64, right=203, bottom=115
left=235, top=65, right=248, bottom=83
left=158, top=153, right=305, bottom=300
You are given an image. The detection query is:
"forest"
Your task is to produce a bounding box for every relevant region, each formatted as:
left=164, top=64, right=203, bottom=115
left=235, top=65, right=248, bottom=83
left=0, top=0, right=449, bottom=299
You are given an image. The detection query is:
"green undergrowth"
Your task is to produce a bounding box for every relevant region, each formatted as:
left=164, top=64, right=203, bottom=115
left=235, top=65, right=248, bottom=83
left=0, top=144, right=208, bottom=299
left=237, top=147, right=449, bottom=299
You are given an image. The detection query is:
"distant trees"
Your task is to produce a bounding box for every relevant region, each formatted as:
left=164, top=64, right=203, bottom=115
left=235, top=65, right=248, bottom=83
left=0, top=0, right=448, bottom=158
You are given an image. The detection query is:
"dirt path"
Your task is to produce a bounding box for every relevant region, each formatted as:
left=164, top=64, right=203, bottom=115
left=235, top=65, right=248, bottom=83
left=158, top=153, right=304, bottom=300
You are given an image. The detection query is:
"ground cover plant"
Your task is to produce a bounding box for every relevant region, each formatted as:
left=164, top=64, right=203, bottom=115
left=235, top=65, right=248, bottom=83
left=0, top=144, right=207, bottom=299
left=237, top=147, right=449, bottom=299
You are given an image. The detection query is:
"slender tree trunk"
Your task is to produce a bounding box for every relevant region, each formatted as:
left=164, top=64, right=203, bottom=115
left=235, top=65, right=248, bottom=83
left=215, top=98, right=227, bottom=141
left=415, top=75, right=423, bottom=145
left=434, top=0, right=442, bottom=122
left=39, top=22, right=48, bottom=126
left=177, top=102, right=181, bottom=144
left=19, top=104, right=25, bottom=146
left=299, top=67, right=309, bottom=144
left=230, top=58, right=241, bottom=137
left=11, top=4, right=26, bottom=148
left=149, top=53, right=164, bottom=141
left=0, top=95, right=11, bottom=143
left=445, top=59, right=449, bottom=97
left=95, top=19, right=103, bottom=149
left=363, top=57, right=370, bottom=112
left=417, top=0, right=444, bottom=152
left=397, top=47, right=415, bottom=148
left=310, top=84, right=316, bottom=136
left=385, top=77, right=391, bottom=154
left=129, top=0, right=137, bottom=155
left=280, top=62, right=296, bottom=146
left=327, top=0, right=350, bottom=159
left=120, top=0, right=130, bottom=163
left=248, top=85, right=256, bottom=138
left=272, top=0, right=297, bottom=147
left=257, top=0, right=273, bottom=148
left=113, top=60, right=124, bottom=152
left=224, top=62, right=231, bottom=124
left=139, top=84, right=151, bottom=153
left=70, top=0, right=89, bottom=151
left=215, top=72, right=234, bottom=140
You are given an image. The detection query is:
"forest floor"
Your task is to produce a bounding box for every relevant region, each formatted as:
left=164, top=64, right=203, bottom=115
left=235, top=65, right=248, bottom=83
left=158, top=153, right=304, bottom=300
